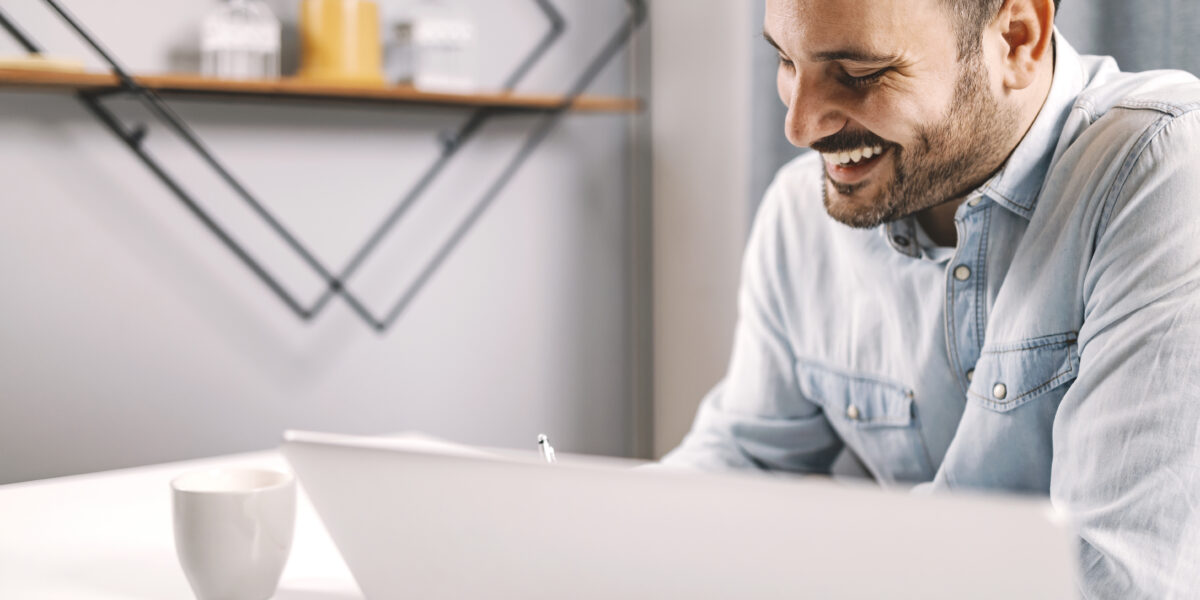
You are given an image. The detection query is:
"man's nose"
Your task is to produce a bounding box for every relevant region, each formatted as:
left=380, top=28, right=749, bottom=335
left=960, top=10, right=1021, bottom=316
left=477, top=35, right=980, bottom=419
left=783, top=77, right=846, bottom=148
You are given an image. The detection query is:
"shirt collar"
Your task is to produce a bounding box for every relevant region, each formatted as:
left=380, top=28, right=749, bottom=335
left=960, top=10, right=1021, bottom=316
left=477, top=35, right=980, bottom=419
left=883, top=218, right=922, bottom=258
left=979, top=30, right=1087, bottom=220
left=882, top=215, right=959, bottom=262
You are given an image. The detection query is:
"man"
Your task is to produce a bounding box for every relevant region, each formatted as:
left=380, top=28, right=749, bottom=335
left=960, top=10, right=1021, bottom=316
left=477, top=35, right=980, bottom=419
left=661, top=0, right=1200, bottom=596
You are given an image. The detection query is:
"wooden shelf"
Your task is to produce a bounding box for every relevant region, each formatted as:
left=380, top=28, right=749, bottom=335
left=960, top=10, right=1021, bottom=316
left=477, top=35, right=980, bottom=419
left=0, top=68, right=641, bottom=113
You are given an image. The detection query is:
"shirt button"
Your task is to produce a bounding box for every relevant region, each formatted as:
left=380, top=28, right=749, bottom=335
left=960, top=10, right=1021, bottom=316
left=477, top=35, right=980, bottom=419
left=966, top=369, right=975, bottom=382
left=892, top=235, right=911, bottom=247
left=953, top=265, right=972, bottom=281
left=846, top=405, right=860, bottom=421
left=992, top=383, right=1008, bottom=400
left=967, top=197, right=982, bottom=207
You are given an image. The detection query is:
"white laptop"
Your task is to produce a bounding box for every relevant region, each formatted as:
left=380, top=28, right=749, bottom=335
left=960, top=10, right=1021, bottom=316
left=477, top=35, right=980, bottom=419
left=281, top=430, right=1077, bottom=599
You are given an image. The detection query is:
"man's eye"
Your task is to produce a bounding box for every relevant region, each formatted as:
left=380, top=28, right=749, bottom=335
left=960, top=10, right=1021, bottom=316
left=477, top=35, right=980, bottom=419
left=843, top=68, right=890, bottom=88
left=777, top=55, right=795, bottom=70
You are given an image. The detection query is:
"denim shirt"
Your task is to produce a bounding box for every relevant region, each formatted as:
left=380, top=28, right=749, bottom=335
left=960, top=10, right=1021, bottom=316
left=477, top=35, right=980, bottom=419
left=661, top=34, right=1200, bottom=599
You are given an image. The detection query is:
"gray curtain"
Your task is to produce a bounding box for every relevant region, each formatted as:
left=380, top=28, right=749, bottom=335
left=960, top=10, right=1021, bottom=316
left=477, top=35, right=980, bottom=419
left=747, top=0, right=1200, bottom=214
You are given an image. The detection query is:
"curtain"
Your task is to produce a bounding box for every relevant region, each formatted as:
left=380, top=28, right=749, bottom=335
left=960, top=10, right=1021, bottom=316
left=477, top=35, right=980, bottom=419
left=747, top=0, right=1200, bottom=212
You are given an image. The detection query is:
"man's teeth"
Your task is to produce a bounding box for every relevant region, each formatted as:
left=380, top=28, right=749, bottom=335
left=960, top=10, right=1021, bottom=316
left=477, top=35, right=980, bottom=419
left=823, top=145, right=885, bottom=166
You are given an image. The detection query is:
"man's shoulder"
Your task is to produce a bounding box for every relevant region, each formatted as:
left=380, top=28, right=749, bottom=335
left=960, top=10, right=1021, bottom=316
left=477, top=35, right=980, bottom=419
left=1065, top=65, right=1200, bottom=176
left=749, top=151, right=883, bottom=265
left=761, top=151, right=826, bottom=217
left=755, top=151, right=835, bottom=236
left=1076, top=64, right=1200, bottom=124
left=1046, top=65, right=1200, bottom=211
left=770, top=151, right=824, bottom=192
left=1031, top=66, right=1200, bottom=264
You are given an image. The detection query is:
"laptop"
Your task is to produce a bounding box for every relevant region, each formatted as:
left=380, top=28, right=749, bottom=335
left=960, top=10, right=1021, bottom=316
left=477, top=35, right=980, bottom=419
left=281, top=430, right=1077, bottom=599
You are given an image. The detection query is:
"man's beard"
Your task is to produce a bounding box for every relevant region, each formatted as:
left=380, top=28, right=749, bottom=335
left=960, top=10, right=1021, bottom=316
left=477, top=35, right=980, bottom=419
left=820, top=54, right=1020, bottom=229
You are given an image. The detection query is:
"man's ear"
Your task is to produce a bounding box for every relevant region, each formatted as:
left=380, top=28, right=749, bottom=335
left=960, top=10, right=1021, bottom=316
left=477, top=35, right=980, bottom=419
left=993, top=0, right=1054, bottom=90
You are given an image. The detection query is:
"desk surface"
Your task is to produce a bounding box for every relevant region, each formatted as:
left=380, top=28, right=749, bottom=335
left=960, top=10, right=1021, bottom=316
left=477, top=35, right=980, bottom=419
left=0, top=451, right=362, bottom=599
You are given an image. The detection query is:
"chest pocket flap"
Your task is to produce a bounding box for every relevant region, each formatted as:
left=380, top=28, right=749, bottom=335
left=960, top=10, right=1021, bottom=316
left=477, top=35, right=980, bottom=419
left=793, top=358, right=913, bottom=427
left=793, top=358, right=933, bottom=484
left=968, top=332, right=1080, bottom=412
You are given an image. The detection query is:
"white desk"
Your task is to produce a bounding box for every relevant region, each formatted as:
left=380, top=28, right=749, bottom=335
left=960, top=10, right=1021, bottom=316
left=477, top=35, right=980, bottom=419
left=0, top=452, right=363, bottom=599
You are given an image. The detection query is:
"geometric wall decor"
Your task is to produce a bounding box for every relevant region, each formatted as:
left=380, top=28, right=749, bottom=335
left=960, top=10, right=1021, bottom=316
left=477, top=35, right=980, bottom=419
left=0, top=0, right=646, bottom=332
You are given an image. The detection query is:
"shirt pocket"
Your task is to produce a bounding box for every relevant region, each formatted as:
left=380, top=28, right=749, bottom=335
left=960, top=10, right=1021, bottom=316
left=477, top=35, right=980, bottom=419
left=793, top=358, right=934, bottom=485
left=968, top=332, right=1080, bottom=412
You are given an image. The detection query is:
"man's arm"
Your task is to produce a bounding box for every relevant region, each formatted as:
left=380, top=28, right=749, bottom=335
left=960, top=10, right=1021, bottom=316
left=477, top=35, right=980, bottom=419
left=1052, top=108, right=1200, bottom=598
left=661, top=178, right=844, bottom=473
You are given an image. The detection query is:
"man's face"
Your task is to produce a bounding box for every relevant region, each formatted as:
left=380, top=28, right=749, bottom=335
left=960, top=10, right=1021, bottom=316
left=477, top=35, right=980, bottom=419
left=766, top=0, right=1019, bottom=228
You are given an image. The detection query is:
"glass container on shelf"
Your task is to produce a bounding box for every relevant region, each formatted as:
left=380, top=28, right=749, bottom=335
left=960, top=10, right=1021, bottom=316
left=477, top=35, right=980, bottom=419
left=384, top=21, right=415, bottom=85
left=200, top=0, right=282, bottom=80
left=411, top=0, right=477, bottom=92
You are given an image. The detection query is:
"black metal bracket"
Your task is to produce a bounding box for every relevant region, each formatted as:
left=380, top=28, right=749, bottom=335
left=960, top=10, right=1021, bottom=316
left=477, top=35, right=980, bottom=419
left=1, top=0, right=645, bottom=332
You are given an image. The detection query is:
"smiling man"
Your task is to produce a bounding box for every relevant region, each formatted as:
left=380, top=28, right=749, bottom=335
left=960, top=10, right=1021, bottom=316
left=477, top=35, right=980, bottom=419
left=772, top=0, right=1030, bottom=241
left=661, top=0, right=1200, bottom=596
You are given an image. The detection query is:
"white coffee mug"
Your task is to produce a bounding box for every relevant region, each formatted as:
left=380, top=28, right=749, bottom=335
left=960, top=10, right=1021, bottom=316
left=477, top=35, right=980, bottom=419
left=172, top=468, right=296, bottom=600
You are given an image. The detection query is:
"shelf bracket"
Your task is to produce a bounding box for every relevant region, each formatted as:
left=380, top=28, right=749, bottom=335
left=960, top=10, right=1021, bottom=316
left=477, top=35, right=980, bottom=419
left=126, top=121, right=148, bottom=147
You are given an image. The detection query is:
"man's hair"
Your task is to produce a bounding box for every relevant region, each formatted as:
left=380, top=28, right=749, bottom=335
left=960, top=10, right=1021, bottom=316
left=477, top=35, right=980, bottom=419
left=944, top=0, right=1062, bottom=59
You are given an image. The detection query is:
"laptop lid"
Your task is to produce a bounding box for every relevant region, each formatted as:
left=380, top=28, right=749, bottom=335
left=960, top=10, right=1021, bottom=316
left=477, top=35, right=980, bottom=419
left=282, top=430, right=1076, bottom=599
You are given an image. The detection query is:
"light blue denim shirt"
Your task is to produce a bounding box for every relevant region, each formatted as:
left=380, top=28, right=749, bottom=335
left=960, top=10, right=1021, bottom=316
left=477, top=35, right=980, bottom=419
left=662, top=34, right=1200, bottom=599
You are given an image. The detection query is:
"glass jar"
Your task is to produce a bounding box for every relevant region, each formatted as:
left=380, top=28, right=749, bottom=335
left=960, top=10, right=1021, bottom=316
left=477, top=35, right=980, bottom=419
left=412, top=0, right=477, bottom=92
left=385, top=21, right=415, bottom=85
left=200, top=0, right=282, bottom=80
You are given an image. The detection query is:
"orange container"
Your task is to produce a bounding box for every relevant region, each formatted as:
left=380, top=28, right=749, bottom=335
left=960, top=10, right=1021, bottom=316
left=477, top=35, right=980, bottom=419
left=298, top=0, right=384, bottom=85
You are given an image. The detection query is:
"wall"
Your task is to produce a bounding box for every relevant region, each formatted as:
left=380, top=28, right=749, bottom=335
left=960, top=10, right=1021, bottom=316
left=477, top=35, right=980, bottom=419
left=0, top=0, right=648, bottom=484
left=749, top=1, right=802, bottom=216
left=1055, top=0, right=1200, bottom=76
left=649, top=1, right=754, bottom=457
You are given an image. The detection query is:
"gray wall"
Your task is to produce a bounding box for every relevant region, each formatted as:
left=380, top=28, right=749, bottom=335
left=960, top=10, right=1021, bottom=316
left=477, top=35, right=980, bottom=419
left=649, top=0, right=754, bottom=457
left=0, top=0, right=647, bottom=484
left=1056, top=0, right=1200, bottom=75
left=749, top=1, right=799, bottom=223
